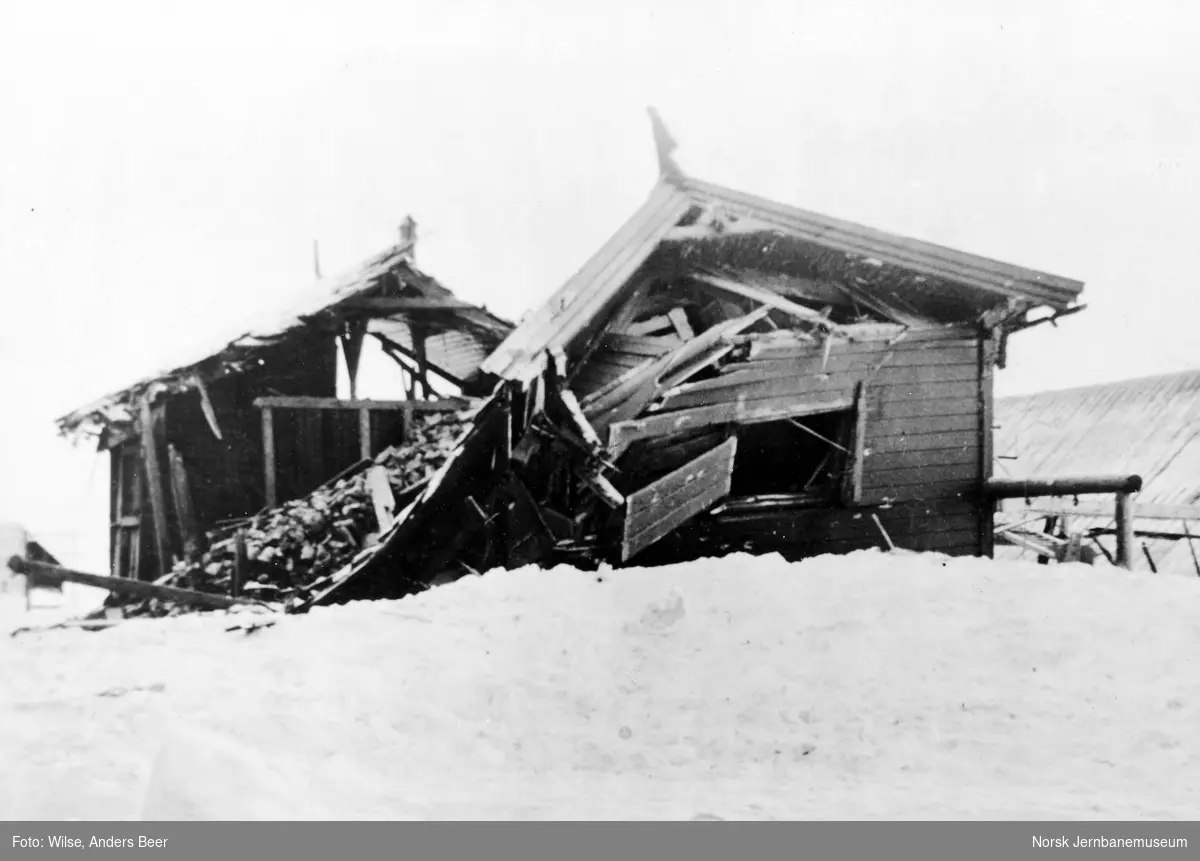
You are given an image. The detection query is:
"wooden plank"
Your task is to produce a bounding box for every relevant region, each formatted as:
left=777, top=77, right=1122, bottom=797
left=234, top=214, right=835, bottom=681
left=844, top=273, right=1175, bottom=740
left=690, top=272, right=850, bottom=335
left=261, top=407, right=277, bottom=508
left=864, top=463, right=980, bottom=488
left=167, top=444, right=202, bottom=559
left=870, top=394, right=979, bottom=421
left=586, top=306, right=772, bottom=428
left=662, top=372, right=979, bottom=414
left=625, top=313, right=674, bottom=336
left=253, top=396, right=469, bottom=411
left=740, top=343, right=979, bottom=371
left=374, top=333, right=468, bottom=389
left=359, top=408, right=372, bottom=460
left=747, top=329, right=975, bottom=359
left=667, top=361, right=979, bottom=403
left=865, top=446, right=979, bottom=471
left=668, top=307, right=695, bottom=340
left=192, top=375, right=223, bottom=440
left=602, top=332, right=680, bottom=357
left=609, top=392, right=855, bottom=458
left=140, top=400, right=172, bottom=578
left=622, top=437, right=737, bottom=561
left=8, top=557, right=260, bottom=611
left=365, top=465, right=396, bottom=532
left=346, top=296, right=477, bottom=312
left=867, top=427, right=980, bottom=449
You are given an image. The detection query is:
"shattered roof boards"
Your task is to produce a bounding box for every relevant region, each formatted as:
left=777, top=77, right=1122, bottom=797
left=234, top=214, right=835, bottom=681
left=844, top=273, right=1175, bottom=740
left=57, top=234, right=513, bottom=442
left=481, top=112, right=1083, bottom=383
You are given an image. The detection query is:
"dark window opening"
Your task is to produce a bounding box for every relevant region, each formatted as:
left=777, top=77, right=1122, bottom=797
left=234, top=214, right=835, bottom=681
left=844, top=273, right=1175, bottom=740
left=729, top=411, right=854, bottom=500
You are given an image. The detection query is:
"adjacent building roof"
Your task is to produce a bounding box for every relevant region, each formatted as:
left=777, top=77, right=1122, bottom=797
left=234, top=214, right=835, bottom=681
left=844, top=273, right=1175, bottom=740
left=57, top=239, right=513, bottom=441
left=481, top=172, right=1085, bottom=382
left=996, top=369, right=1200, bottom=509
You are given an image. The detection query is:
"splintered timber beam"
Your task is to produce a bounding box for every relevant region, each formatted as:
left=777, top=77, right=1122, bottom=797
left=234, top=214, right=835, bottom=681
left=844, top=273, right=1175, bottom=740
left=690, top=272, right=851, bottom=336
left=378, top=332, right=471, bottom=390
left=8, top=557, right=260, bottom=610
left=253, top=395, right=469, bottom=411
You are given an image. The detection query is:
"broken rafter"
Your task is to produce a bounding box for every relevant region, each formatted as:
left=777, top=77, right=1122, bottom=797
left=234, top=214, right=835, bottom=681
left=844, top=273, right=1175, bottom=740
left=372, top=332, right=468, bottom=389
left=788, top=417, right=849, bottom=455
left=690, top=271, right=852, bottom=337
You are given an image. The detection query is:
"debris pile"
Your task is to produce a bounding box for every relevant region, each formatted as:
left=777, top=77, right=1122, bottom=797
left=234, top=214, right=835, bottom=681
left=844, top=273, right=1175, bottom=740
left=102, top=410, right=475, bottom=618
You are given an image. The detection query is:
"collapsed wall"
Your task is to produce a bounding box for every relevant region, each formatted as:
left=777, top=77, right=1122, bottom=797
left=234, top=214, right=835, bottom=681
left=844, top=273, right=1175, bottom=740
left=100, top=410, right=475, bottom=618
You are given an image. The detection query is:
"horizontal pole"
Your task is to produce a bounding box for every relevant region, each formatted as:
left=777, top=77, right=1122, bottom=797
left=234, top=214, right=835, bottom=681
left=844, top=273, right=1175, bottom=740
left=999, top=499, right=1200, bottom=523
left=985, top=475, right=1142, bottom=499
left=8, top=557, right=260, bottom=611
left=253, top=396, right=469, bottom=412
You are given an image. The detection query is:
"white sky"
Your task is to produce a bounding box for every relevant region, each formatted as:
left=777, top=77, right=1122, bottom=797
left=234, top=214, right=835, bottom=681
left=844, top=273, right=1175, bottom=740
left=3, top=0, right=1199, bottom=570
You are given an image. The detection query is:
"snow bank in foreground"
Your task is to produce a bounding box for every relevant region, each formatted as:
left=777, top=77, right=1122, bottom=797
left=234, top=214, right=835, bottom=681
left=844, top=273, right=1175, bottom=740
left=2, top=550, right=1198, bottom=820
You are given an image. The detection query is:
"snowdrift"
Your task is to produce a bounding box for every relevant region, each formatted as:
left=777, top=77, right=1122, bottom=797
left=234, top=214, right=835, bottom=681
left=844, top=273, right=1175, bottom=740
left=2, top=550, right=1197, bottom=820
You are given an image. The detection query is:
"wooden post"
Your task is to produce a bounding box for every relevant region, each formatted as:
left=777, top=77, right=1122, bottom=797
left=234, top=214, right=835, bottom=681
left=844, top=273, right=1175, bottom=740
left=232, top=530, right=246, bottom=599
left=359, top=408, right=372, bottom=460
left=168, top=445, right=203, bottom=559
left=139, top=400, right=172, bottom=578
left=1115, top=492, right=1135, bottom=570
left=129, top=450, right=143, bottom=579
left=111, top=448, right=126, bottom=578
left=414, top=327, right=431, bottom=399
left=261, top=407, right=277, bottom=508
left=341, top=319, right=367, bottom=400
left=978, top=330, right=997, bottom=558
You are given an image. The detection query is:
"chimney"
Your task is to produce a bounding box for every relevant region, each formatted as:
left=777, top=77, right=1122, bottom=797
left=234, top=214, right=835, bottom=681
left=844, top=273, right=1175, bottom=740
left=399, top=216, right=417, bottom=263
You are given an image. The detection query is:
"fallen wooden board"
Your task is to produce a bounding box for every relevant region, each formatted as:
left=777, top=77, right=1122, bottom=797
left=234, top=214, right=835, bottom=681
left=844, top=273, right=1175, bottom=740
left=622, top=436, right=738, bottom=561
left=7, top=557, right=262, bottom=611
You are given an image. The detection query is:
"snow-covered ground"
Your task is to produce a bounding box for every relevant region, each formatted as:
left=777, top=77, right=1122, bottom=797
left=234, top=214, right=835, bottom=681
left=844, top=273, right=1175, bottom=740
left=1, top=550, right=1197, bottom=821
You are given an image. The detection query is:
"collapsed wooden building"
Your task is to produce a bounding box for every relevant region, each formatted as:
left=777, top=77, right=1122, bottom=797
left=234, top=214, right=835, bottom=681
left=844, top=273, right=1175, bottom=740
left=299, top=120, right=1087, bottom=608
left=53, top=226, right=513, bottom=597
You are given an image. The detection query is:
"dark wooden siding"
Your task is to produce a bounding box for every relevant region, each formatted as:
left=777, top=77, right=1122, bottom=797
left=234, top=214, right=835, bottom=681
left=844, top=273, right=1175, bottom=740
left=641, top=326, right=987, bottom=561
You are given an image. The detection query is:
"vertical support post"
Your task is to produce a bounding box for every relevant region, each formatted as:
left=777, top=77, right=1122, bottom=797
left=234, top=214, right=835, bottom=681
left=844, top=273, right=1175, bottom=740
left=341, top=319, right=367, bottom=401
left=139, top=399, right=172, bottom=579
left=841, top=382, right=867, bottom=506
left=110, top=448, right=125, bottom=578
left=232, top=529, right=246, bottom=599
left=262, top=407, right=277, bottom=508
left=414, top=327, right=431, bottom=399
left=978, top=329, right=998, bottom=558
left=359, top=407, right=372, bottom=461
left=1114, top=492, right=1135, bottom=570
left=129, top=450, right=143, bottom=579
left=402, top=403, right=414, bottom=442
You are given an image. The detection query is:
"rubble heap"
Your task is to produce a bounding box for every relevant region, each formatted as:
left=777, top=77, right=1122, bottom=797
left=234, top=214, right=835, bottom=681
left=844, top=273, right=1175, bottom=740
left=102, top=410, right=474, bottom=618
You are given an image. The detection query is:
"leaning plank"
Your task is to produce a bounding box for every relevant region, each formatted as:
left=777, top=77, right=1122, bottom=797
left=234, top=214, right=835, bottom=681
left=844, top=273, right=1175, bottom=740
left=691, top=272, right=851, bottom=336
left=586, top=307, right=772, bottom=428
left=8, top=557, right=259, bottom=611
left=252, top=396, right=469, bottom=411
left=608, top=392, right=855, bottom=458
left=365, top=465, right=396, bottom=532
left=622, top=436, right=738, bottom=561
left=167, top=444, right=203, bottom=559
